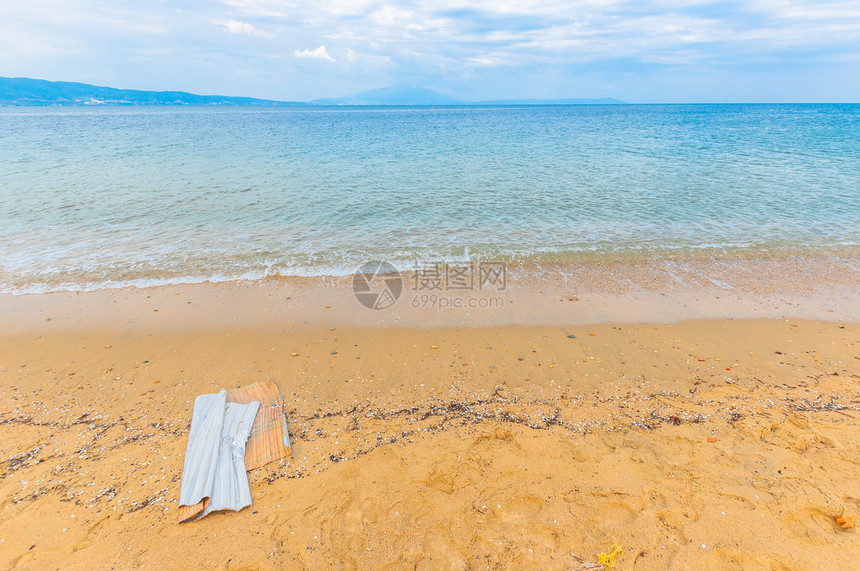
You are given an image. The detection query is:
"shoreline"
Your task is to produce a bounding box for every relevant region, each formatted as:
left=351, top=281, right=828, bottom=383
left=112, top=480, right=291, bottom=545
left=3, top=249, right=858, bottom=296
left=0, top=250, right=860, bottom=296
left=2, top=253, right=858, bottom=333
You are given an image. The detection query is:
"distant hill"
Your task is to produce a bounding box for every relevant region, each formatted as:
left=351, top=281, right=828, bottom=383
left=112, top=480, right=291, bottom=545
left=314, top=86, right=625, bottom=105
left=477, top=97, right=626, bottom=105
left=0, top=76, right=300, bottom=106
left=313, top=86, right=461, bottom=105
left=0, top=77, right=625, bottom=106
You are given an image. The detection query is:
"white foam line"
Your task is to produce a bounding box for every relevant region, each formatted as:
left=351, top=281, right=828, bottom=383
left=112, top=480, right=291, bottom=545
left=706, top=277, right=736, bottom=290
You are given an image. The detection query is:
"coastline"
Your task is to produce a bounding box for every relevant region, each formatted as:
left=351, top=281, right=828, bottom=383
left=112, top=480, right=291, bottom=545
left=4, top=247, right=858, bottom=297
left=1, top=254, right=859, bottom=569
left=2, top=253, right=858, bottom=332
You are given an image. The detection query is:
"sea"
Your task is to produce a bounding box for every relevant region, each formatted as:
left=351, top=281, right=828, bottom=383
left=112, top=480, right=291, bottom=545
left=1, top=104, right=858, bottom=294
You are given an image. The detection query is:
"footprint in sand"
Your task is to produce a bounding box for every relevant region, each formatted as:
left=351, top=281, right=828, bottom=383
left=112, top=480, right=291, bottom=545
left=507, top=495, right=544, bottom=520
left=72, top=515, right=111, bottom=552
left=783, top=506, right=843, bottom=539
left=466, top=428, right=520, bottom=467
left=426, top=471, right=456, bottom=494
left=594, top=501, right=638, bottom=527
left=469, top=428, right=519, bottom=449
left=418, top=525, right=468, bottom=570
left=556, top=440, right=594, bottom=463
left=714, top=491, right=757, bottom=511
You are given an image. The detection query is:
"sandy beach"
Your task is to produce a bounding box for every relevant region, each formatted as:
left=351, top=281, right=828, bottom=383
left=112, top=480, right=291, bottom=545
left=1, top=258, right=859, bottom=570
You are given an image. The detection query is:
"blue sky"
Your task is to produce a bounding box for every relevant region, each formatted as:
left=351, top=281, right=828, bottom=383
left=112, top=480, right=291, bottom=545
left=2, top=0, right=859, bottom=102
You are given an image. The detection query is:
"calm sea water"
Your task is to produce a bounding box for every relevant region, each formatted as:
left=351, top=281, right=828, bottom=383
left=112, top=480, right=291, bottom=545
left=1, top=104, right=858, bottom=293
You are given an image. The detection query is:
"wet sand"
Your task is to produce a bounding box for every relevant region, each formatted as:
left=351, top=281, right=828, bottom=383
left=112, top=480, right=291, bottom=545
left=1, top=258, right=859, bottom=570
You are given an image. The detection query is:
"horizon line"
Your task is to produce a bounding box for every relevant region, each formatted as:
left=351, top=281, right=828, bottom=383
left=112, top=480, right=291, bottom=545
left=2, top=76, right=859, bottom=106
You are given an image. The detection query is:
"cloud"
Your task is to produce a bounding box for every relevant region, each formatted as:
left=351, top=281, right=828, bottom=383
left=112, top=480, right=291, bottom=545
left=219, top=19, right=271, bottom=37
left=1, top=0, right=859, bottom=101
left=294, top=45, right=336, bottom=62
left=220, top=0, right=290, bottom=19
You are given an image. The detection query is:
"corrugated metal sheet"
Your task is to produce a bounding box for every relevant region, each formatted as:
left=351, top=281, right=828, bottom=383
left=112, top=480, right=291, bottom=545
left=177, top=379, right=291, bottom=523
left=225, top=378, right=291, bottom=470
left=178, top=391, right=260, bottom=523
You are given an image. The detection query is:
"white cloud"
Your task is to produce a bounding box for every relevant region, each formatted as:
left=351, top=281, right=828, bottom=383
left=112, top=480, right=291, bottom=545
left=1, top=0, right=859, bottom=100
left=220, top=0, right=291, bottom=19
left=294, top=45, right=336, bottom=62
left=468, top=53, right=516, bottom=67
left=219, top=19, right=271, bottom=37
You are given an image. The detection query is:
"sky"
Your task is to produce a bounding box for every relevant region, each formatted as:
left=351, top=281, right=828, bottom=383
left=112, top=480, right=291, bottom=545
left=1, top=0, right=859, bottom=102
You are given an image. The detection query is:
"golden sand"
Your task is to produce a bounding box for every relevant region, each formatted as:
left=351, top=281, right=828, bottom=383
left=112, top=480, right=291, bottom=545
left=1, top=268, right=859, bottom=569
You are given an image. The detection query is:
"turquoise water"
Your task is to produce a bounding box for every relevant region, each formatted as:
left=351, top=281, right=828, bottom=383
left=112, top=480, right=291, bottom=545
left=1, top=104, right=858, bottom=293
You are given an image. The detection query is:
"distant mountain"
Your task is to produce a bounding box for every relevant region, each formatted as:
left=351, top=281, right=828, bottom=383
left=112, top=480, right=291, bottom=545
left=313, top=86, right=461, bottom=106
left=478, top=97, right=626, bottom=105
left=314, top=86, right=626, bottom=106
left=0, top=77, right=625, bottom=106
left=0, top=76, right=301, bottom=106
